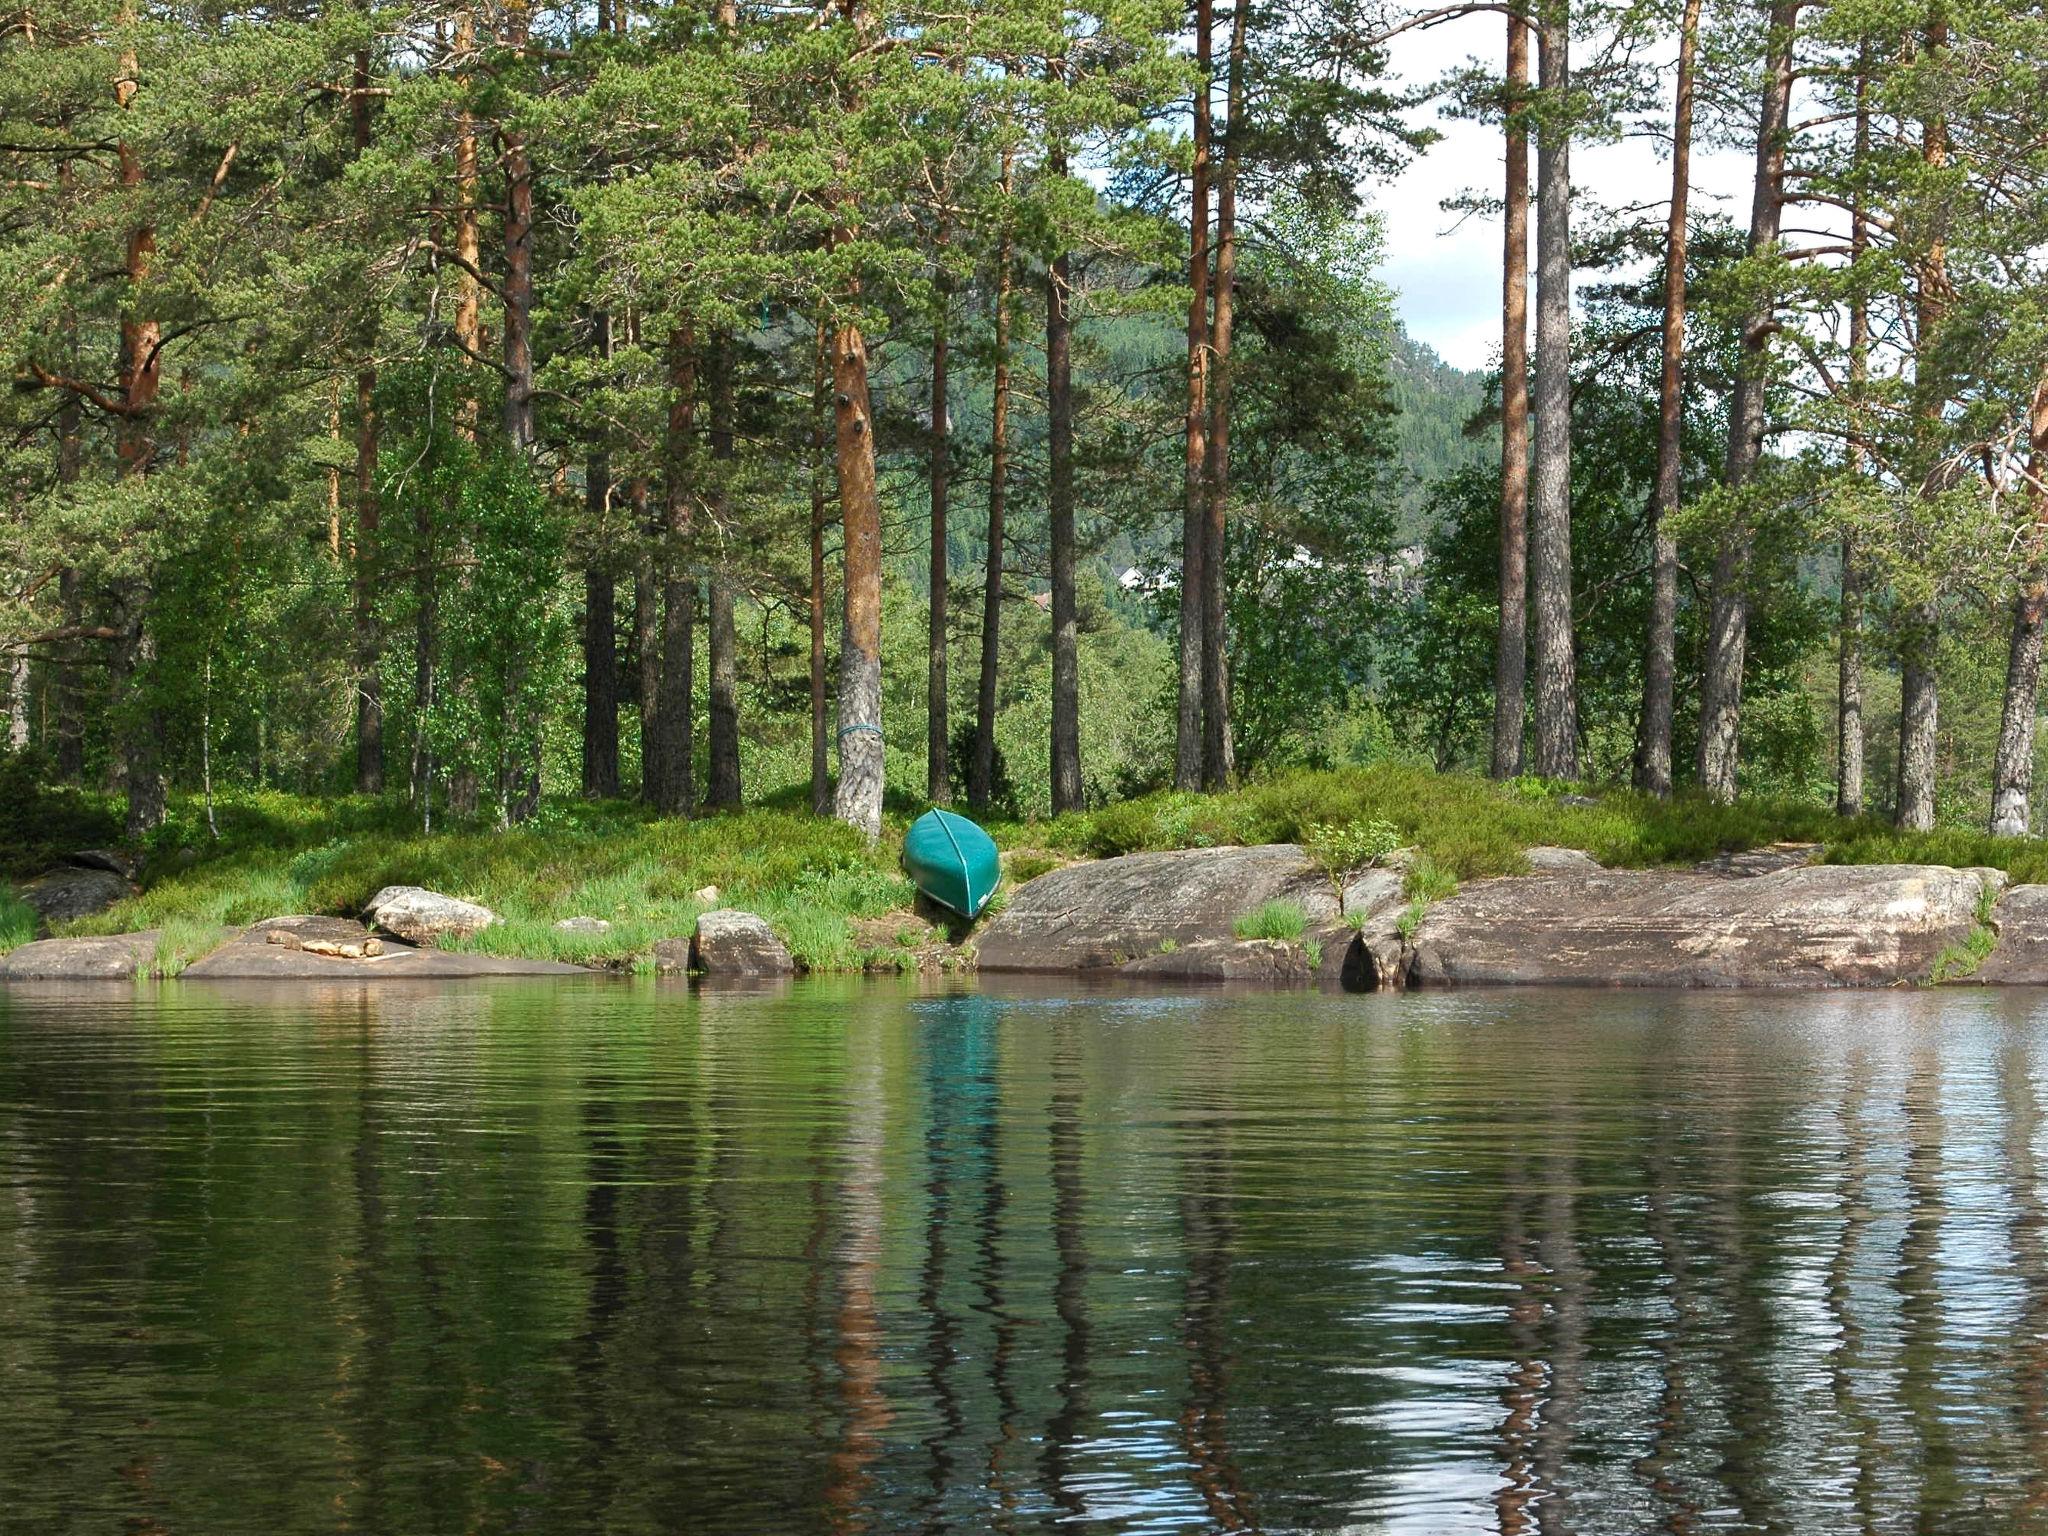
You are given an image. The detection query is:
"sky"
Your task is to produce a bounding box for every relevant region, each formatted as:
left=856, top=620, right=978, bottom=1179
left=1375, top=22, right=1755, bottom=373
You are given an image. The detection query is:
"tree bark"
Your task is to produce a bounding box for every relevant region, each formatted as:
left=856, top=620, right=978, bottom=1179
left=928, top=234, right=952, bottom=804
left=1897, top=604, right=1939, bottom=832
left=1527, top=3, right=1577, bottom=781
left=452, top=10, right=483, bottom=438
left=1897, top=14, right=1949, bottom=834
left=1046, top=143, right=1083, bottom=815
left=810, top=320, right=832, bottom=816
left=1633, top=0, right=1698, bottom=797
left=705, top=341, right=742, bottom=809
left=1697, top=0, right=1796, bottom=801
left=1837, top=65, right=1870, bottom=821
left=112, top=22, right=165, bottom=838
left=633, top=478, right=661, bottom=804
left=1491, top=10, right=1530, bottom=782
left=657, top=333, right=696, bottom=817
left=833, top=317, right=885, bottom=839
left=52, top=369, right=83, bottom=780
left=581, top=313, right=620, bottom=798
left=1176, top=0, right=1213, bottom=793
left=1200, top=0, right=1245, bottom=791
left=346, top=48, right=383, bottom=795
left=1991, top=378, right=2048, bottom=836
left=499, top=1, right=535, bottom=453
left=970, top=144, right=1016, bottom=815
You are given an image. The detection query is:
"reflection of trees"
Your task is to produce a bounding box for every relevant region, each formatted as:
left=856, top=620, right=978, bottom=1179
left=969, top=1008, right=1023, bottom=1529
left=1899, top=1051, right=1957, bottom=1524
left=825, top=1053, right=891, bottom=1534
left=1534, top=1121, right=1585, bottom=1536
left=1040, top=1021, right=1090, bottom=1522
left=1637, top=1106, right=1701, bottom=1536
left=1824, top=1053, right=1881, bottom=1535
left=916, top=1010, right=967, bottom=1531
left=1177, top=1089, right=1257, bottom=1530
left=1999, top=1027, right=2048, bottom=1520
left=1496, top=1151, right=1547, bottom=1536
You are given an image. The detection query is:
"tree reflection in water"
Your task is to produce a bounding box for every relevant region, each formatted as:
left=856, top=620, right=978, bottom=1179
left=2, top=980, right=2048, bottom=1533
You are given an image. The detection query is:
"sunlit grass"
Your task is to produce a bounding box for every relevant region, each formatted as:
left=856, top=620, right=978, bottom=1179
left=0, top=890, right=37, bottom=955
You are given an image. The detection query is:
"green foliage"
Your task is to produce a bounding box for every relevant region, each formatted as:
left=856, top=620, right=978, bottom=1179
left=1003, top=850, right=1060, bottom=885
left=1303, top=818, right=1403, bottom=875
left=1926, top=884, right=2001, bottom=985
left=1233, top=899, right=1308, bottom=942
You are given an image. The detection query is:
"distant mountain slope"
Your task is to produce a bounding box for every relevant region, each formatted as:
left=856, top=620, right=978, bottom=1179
left=1385, top=330, right=1494, bottom=537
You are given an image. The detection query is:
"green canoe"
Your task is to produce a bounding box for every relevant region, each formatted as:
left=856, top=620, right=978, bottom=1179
left=903, top=808, right=1001, bottom=919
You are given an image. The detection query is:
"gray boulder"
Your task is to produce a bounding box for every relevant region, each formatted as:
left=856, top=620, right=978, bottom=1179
left=363, top=886, right=499, bottom=945
left=553, top=916, right=613, bottom=935
left=68, top=848, right=136, bottom=879
left=1122, top=937, right=1313, bottom=984
left=976, top=844, right=1339, bottom=972
left=1526, top=845, right=1602, bottom=873
left=1, top=931, right=159, bottom=981
left=1973, top=884, right=2048, bottom=983
left=1406, top=863, right=2001, bottom=989
left=651, top=937, right=693, bottom=975
left=16, top=865, right=131, bottom=926
left=690, top=910, right=796, bottom=977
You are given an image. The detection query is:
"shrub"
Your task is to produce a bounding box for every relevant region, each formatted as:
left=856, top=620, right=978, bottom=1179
left=1, top=889, right=37, bottom=954
left=1303, top=817, right=1402, bottom=874
left=1004, top=849, right=1060, bottom=885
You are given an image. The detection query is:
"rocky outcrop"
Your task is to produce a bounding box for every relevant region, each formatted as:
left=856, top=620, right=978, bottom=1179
left=1405, top=863, right=2000, bottom=989
left=977, top=845, right=1341, bottom=972
left=554, top=916, right=612, bottom=935
left=1122, top=937, right=1313, bottom=984
left=1, top=931, right=158, bottom=980
left=1694, top=842, right=1821, bottom=878
left=16, top=864, right=132, bottom=927
left=182, top=916, right=582, bottom=979
left=1974, top=884, right=2048, bottom=984
left=691, top=910, right=796, bottom=977
left=1526, top=846, right=1602, bottom=873
left=363, top=886, right=499, bottom=946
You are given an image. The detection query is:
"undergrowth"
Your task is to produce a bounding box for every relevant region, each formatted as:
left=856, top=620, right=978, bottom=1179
left=1233, top=899, right=1308, bottom=942
left=0, top=889, right=37, bottom=954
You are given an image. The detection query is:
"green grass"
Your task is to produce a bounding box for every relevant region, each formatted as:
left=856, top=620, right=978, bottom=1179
left=1027, top=763, right=1867, bottom=880
left=1233, top=898, right=1308, bottom=942
left=25, top=764, right=2048, bottom=976
left=1, top=889, right=38, bottom=954
left=152, top=919, right=233, bottom=978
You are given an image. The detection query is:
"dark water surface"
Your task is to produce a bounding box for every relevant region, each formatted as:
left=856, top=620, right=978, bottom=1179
left=4, top=978, right=2048, bottom=1534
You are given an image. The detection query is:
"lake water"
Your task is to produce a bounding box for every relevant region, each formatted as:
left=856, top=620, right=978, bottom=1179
left=3, top=977, right=2047, bottom=1534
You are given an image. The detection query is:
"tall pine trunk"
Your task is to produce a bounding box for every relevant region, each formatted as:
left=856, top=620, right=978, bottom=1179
left=111, top=23, right=165, bottom=838
left=810, top=320, right=832, bottom=816
left=1837, top=62, right=1870, bottom=819
left=1200, top=0, right=1246, bottom=790
left=451, top=11, right=483, bottom=438
left=582, top=312, right=620, bottom=798
left=1991, top=381, right=2048, bottom=835
left=499, top=2, right=535, bottom=452
left=1633, top=0, right=1699, bottom=796
left=1491, top=12, right=1530, bottom=782
left=1528, top=2, right=1577, bottom=780
left=833, top=315, right=885, bottom=839
left=657, top=333, right=696, bottom=817
left=1175, top=0, right=1213, bottom=792
left=705, top=341, right=742, bottom=809
left=634, top=477, right=661, bottom=804
left=348, top=48, right=383, bottom=795
left=1046, top=101, right=1082, bottom=814
left=927, top=238, right=952, bottom=803
left=970, top=150, right=1014, bottom=814
left=1897, top=17, right=1949, bottom=833
left=1698, top=0, right=1795, bottom=801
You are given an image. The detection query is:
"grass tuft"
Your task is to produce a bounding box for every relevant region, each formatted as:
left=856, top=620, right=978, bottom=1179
left=1233, top=899, right=1308, bottom=942
left=152, top=918, right=232, bottom=978
left=1, top=889, right=38, bottom=954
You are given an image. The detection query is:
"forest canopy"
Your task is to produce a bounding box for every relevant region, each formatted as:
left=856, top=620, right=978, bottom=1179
left=1, top=0, right=2044, bottom=846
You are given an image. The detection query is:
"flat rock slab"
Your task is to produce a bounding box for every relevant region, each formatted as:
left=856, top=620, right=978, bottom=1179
left=977, top=845, right=1338, bottom=972
left=1975, top=884, right=2048, bottom=983
left=691, top=910, right=796, bottom=977
left=1122, top=938, right=1313, bottom=984
left=1696, top=842, right=1822, bottom=878
left=1526, top=846, right=1603, bottom=873
left=183, top=917, right=583, bottom=980
left=1408, top=863, right=2000, bottom=989
left=1, top=931, right=159, bottom=981
left=16, top=865, right=132, bottom=926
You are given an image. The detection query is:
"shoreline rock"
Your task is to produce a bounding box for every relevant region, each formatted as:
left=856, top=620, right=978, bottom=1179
left=363, top=886, right=500, bottom=946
